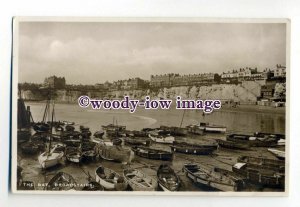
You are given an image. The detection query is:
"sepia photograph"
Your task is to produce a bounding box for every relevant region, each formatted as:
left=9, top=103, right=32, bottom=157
left=12, top=17, right=289, bottom=195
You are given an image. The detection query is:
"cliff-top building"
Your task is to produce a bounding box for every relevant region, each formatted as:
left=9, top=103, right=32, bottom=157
left=44, top=76, right=66, bottom=89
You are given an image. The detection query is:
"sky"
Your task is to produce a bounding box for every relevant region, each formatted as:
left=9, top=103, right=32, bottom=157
left=18, top=22, right=287, bottom=84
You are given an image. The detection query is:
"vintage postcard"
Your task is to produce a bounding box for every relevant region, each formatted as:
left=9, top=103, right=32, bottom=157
left=11, top=17, right=289, bottom=195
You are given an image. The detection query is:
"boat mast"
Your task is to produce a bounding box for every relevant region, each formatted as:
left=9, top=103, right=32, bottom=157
left=179, top=109, right=186, bottom=128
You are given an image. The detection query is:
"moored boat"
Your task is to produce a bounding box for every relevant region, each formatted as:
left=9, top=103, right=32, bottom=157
left=186, top=124, right=204, bottom=135
left=198, top=122, right=226, bottom=133
left=65, top=147, right=82, bottom=163
left=157, top=164, right=180, bottom=191
left=46, top=172, right=77, bottom=191
left=183, top=164, right=244, bottom=191
left=148, top=131, right=175, bottom=144
left=123, top=137, right=151, bottom=146
left=96, top=145, right=133, bottom=164
left=268, top=148, right=285, bottom=160
left=170, top=141, right=218, bottom=155
left=227, top=134, right=278, bottom=147
left=21, top=142, right=40, bottom=154
left=237, top=155, right=285, bottom=172
left=95, top=165, right=128, bottom=190
left=38, top=145, right=64, bottom=169
left=94, top=130, right=105, bottom=138
left=216, top=139, right=250, bottom=150
left=160, top=125, right=188, bottom=136
left=232, top=162, right=284, bottom=188
left=123, top=169, right=157, bottom=191
left=132, top=146, right=173, bottom=161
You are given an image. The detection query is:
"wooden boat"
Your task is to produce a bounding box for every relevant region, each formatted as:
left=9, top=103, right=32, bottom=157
left=132, top=146, right=173, bottom=161
left=65, top=125, right=75, bottom=132
left=237, top=156, right=285, bottom=172
left=254, top=132, right=285, bottom=140
left=226, top=134, right=278, bottom=147
left=46, top=172, right=77, bottom=191
left=21, top=142, right=40, bottom=154
left=125, top=130, right=148, bottom=137
left=160, top=126, right=188, bottom=136
left=95, top=165, right=128, bottom=190
left=123, top=169, right=157, bottom=191
left=186, top=124, right=204, bottom=135
left=183, top=164, right=244, bottom=191
left=65, top=147, right=82, bottom=163
left=92, top=137, right=113, bottom=146
left=38, top=145, right=64, bottom=169
left=33, top=122, right=50, bottom=133
left=148, top=131, right=175, bottom=144
left=63, top=139, right=81, bottom=147
left=17, top=129, right=31, bottom=144
left=157, top=164, right=180, bottom=191
left=123, top=137, right=151, bottom=146
left=232, top=162, right=284, bottom=188
left=198, top=122, right=226, bottom=133
left=82, top=150, right=97, bottom=162
left=62, top=121, right=75, bottom=125
left=112, top=138, right=122, bottom=146
left=216, top=139, right=250, bottom=150
left=96, top=145, right=133, bottom=164
left=82, top=181, right=104, bottom=191
left=268, top=148, right=285, bottom=160
left=94, top=130, right=105, bottom=138
left=170, top=141, right=218, bottom=155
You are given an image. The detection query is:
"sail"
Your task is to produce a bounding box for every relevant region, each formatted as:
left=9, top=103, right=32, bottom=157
left=18, top=98, right=31, bottom=129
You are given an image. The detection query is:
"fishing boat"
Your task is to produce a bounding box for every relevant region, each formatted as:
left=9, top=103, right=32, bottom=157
left=95, top=165, right=128, bottom=190
left=157, top=164, right=180, bottom=191
left=46, top=172, right=77, bottom=191
left=186, top=124, right=204, bottom=135
left=65, top=147, right=82, bottom=163
left=216, top=139, right=250, bottom=150
left=94, top=130, right=105, bottom=138
left=160, top=125, right=188, bottom=136
left=82, top=182, right=104, bottom=191
left=92, top=137, right=114, bottom=146
left=237, top=155, right=285, bottom=172
left=65, top=125, right=75, bottom=132
left=62, top=121, right=75, bottom=125
left=226, top=134, right=278, bottom=147
left=232, top=162, right=285, bottom=188
left=33, top=122, right=50, bottom=133
left=38, top=143, right=64, bottom=169
left=254, top=132, right=285, bottom=140
left=123, top=137, right=151, bottom=146
left=96, top=145, right=133, bottom=164
left=148, top=131, right=175, bottom=144
left=268, top=148, right=285, bottom=160
left=112, top=138, right=122, bottom=146
left=21, top=142, right=40, bottom=154
left=198, top=122, right=227, bottom=133
left=82, top=150, right=97, bottom=162
left=125, top=130, right=148, bottom=137
left=123, top=169, right=157, bottom=191
left=183, top=164, right=244, bottom=191
left=132, top=146, right=173, bottom=161
left=170, top=141, right=218, bottom=155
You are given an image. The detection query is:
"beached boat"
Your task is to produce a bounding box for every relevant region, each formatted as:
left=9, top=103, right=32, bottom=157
left=216, top=139, right=250, bottom=150
left=65, top=147, right=82, bottom=163
left=123, top=169, right=157, bottom=191
left=96, top=145, right=133, bottom=164
left=268, top=148, right=285, bottom=160
left=65, top=125, right=75, bottom=132
left=183, top=164, right=244, bottom=191
left=62, top=121, right=75, bottom=125
left=186, top=124, right=204, bottom=135
left=226, top=134, right=278, bottom=147
left=92, top=137, right=114, bottom=146
left=82, top=150, right=97, bottom=162
left=95, top=165, right=128, bottom=190
left=94, top=130, right=105, bottom=138
left=170, top=141, right=218, bottom=155
left=254, top=132, right=285, bottom=140
left=21, top=142, right=40, bottom=154
left=157, top=164, right=180, bottom=191
left=232, top=162, right=284, bottom=188
left=82, top=181, right=104, bottom=191
left=123, top=137, right=151, bottom=146
left=160, top=125, right=188, bottom=136
left=33, top=122, right=50, bottom=133
left=198, top=122, right=226, bottom=133
left=237, top=155, right=285, bottom=172
left=112, top=138, right=122, bottom=146
left=46, top=172, right=77, bottom=191
left=132, top=146, right=173, bottom=161
left=148, top=131, right=175, bottom=144
left=38, top=145, right=64, bottom=169
left=125, top=130, right=148, bottom=137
